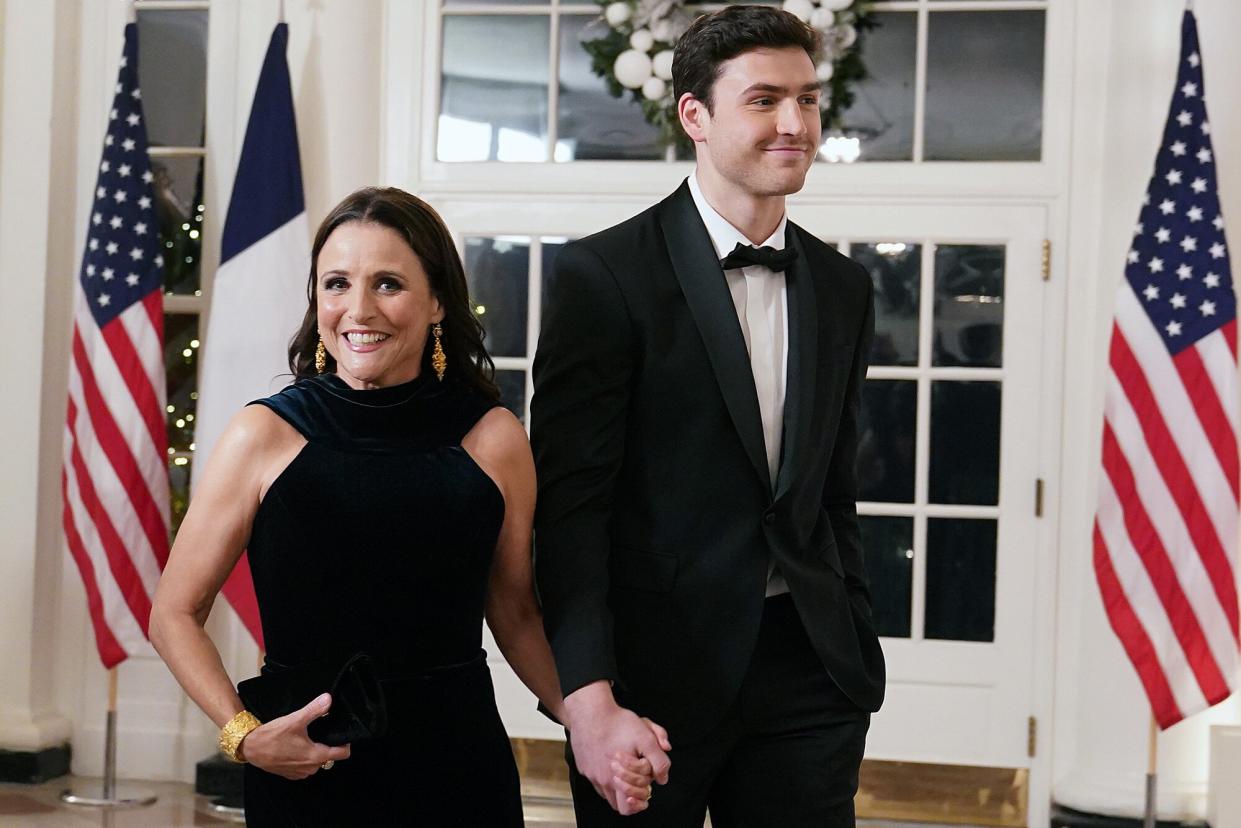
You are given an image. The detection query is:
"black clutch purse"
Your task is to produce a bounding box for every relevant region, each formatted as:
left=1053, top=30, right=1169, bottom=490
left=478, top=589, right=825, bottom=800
left=237, top=652, right=388, bottom=746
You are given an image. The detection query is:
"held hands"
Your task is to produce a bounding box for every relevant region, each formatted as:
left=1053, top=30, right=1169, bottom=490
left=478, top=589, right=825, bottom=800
left=564, top=682, right=672, bottom=816
left=238, top=692, right=352, bottom=780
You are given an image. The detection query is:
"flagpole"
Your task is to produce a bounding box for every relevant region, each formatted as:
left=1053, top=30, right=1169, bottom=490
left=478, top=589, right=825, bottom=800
left=60, top=667, right=158, bottom=810
left=1143, top=714, right=1158, bottom=828
left=104, top=668, right=117, bottom=800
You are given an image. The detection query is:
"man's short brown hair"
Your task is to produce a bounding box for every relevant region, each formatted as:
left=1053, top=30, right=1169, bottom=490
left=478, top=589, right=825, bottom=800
left=672, top=5, right=823, bottom=113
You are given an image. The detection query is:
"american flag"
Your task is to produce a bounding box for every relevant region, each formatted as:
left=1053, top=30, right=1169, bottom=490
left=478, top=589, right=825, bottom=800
left=1094, top=10, right=1238, bottom=730
left=62, top=24, right=170, bottom=669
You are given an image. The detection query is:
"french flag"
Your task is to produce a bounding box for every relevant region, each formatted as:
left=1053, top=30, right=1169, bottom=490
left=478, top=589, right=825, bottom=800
left=193, top=23, right=309, bottom=648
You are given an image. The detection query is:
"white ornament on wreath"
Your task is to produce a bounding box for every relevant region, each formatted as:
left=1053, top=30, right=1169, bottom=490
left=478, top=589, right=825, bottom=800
left=604, top=1, right=631, bottom=26
left=642, top=77, right=667, bottom=101
left=629, top=28, right=655, bottom=53
left=652, top=49, right=675, bottom=81
left=810, top=7, right=835, bottom=30
left=835, top=23, right=858, bottom=49
left=822, top=0, right=853, bottom=11
left=614, top=49, right=654, bottom=89
left=781, top=0, right=815, bottom=22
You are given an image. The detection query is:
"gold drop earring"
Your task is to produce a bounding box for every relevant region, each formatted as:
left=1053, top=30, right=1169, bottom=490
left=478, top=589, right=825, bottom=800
left=431, top=323, right=446, bottom=382
left=314, top=338, right=327, bottom=374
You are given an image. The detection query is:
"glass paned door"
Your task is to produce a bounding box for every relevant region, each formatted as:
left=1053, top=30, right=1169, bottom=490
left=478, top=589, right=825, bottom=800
left=800, top=203, right=1048, bottom=768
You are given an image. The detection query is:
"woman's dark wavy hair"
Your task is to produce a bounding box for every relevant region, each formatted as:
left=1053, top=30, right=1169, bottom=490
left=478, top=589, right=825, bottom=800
left=288, top=186, right=499, bottom=401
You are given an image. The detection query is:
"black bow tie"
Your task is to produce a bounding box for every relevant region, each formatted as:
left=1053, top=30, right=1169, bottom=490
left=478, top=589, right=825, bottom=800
left=719, top=242, right=797, bottom=273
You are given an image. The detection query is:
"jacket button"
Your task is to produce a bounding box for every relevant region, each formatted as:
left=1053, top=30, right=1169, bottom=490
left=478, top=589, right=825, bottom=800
left=763, top=511, right=776, bottom=525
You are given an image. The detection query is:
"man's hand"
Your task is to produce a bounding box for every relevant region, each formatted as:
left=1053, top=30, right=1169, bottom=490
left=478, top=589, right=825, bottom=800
left=564, top=681, right=671, bottom=815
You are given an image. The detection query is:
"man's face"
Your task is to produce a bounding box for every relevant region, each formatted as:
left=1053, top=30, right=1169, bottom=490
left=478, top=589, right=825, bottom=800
left=695, top=47, right=822, bottom=197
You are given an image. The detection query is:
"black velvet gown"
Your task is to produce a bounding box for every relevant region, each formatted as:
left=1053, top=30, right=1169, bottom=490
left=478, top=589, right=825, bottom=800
left=240, top=373, right=523, bottom=826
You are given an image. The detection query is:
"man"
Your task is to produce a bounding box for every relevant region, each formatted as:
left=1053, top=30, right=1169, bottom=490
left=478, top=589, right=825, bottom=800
left=531, top=6, right=885, bottom=825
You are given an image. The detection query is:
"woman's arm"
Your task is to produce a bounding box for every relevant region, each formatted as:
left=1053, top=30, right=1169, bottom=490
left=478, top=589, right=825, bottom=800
left=467, top=408, right=566, bottom=722
left=468, top=407, right=659, bottom=812
left=151, top=406, right=348, bottom=777
left=150, top=405, right=285, bottom=725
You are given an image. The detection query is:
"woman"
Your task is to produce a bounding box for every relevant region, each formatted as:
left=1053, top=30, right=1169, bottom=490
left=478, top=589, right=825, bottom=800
left=150, top=187, right=661, bottom=825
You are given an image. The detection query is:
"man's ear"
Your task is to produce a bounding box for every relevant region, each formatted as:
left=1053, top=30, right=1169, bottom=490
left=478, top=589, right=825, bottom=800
left=677, top=93, right=709, bottom=143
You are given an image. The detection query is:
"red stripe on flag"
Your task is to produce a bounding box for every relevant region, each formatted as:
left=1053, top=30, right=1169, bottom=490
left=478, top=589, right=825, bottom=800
left=1225, top=319, right=1238, bottom=357
left=62, top=400, right=129, bottom=668
left=1101, top=422, right=1231, bottom=700
left=62, top=479, right=128, bottom=668
left=143, top=289, right=163, bottom=334
left=1111, top=331, right=1241, bottom=638
left=1093, top=523, right=1184, bottom=729
left=66, top=396, right=154, bottom=634
left=1174, top=343, right=1240, bottom=502
left=101, top=319, right=165, bottom=455
left=72, top=328, right=169, bottom=570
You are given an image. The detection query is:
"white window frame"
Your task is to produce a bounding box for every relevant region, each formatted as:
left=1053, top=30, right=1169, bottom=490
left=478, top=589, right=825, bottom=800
left=407, top=0, right=1066, bottom=201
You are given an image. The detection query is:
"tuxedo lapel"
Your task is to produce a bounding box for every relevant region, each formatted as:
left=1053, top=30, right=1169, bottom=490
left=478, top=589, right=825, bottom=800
left=659, top=183, right=772, bottom=493
left=775, top=224, right=818, bottom=501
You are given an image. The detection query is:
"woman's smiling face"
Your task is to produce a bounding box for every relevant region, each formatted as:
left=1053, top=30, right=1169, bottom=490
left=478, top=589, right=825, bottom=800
left=315, top=220, right=444, bottom=390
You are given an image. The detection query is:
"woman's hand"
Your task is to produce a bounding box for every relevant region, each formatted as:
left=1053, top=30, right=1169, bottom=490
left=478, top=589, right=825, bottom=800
left=238, top=693, right=352, bottom=780
left=609, top=751, right=660, bottom=814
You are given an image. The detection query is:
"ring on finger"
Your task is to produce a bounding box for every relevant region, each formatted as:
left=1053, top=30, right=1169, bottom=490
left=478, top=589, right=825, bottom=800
left=320, top=760, right=335, bottom=770
left=645, top=784, right=653, bottom=801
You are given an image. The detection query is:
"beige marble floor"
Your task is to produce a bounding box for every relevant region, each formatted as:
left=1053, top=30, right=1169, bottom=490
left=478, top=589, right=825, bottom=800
left=1, top=776, right=579, bottom=827
left=1, top=776, right=980, bottom=827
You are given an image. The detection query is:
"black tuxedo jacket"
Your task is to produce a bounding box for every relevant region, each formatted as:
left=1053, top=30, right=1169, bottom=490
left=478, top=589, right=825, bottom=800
left=531, top=182, right=885, bottom=743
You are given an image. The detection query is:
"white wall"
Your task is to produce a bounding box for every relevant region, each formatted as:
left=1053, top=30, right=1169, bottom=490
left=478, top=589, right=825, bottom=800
left=1052, top=0, right=1241, bottom=818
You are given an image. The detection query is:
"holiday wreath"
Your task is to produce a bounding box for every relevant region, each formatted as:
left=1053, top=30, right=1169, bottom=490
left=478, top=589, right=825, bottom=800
left=582, top=1, right=876, bottom=151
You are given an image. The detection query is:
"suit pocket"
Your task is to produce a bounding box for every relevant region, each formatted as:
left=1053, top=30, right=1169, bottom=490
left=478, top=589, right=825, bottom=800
left=610, top=547, right=677, bottom=593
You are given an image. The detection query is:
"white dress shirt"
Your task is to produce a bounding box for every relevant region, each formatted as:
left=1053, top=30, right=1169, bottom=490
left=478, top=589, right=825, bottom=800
left=687, top=173, right=790, bottom=597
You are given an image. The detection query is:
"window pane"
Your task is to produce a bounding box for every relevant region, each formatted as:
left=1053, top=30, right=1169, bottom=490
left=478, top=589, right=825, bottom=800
left=136, top=10, right=207, bottom=149
left=924, top=11, right=1045, bottom=161
left=837, top=12, right=915, bottom=162
left=858, top=380, right=915, bottom=503
left=154, top=156, right=205, bottom=295
left=540, top=236, right=568, bottom=320
left=933, top=244, right=1004, bottom=367
left=925, top=518, right=996, bottom=642
left=860, top=516, right=913, bottom=638
left=497, top=370, right=527, bottom=422
left=465, top=236, right=530, bottom=358
left=557, top=16, right=664, bottom=161
left=852, top=242, right=920, bottom=366
left=165, top=313, right=199, bottom=452
left=928, top=381, right=1001, bottom=506
left=439, top=16, right=550, bottom=162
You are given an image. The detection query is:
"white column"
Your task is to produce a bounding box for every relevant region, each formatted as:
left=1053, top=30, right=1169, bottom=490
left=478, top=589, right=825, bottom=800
left=0, top=0, right=80, bottom=756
